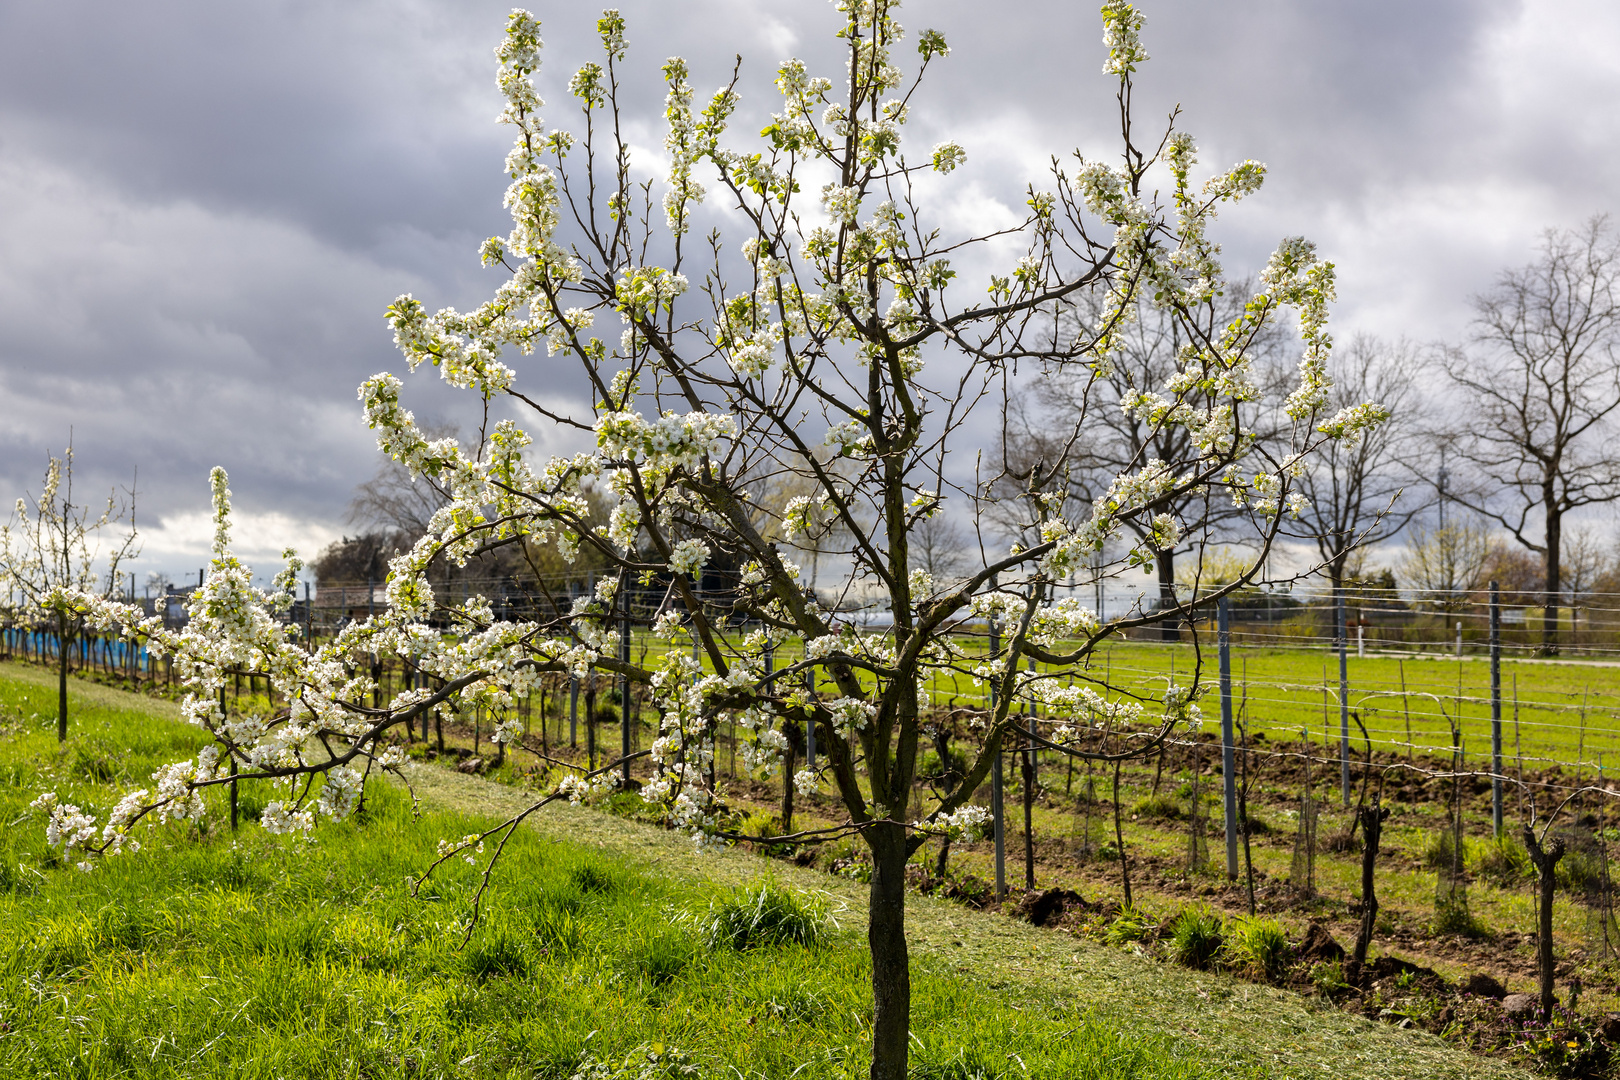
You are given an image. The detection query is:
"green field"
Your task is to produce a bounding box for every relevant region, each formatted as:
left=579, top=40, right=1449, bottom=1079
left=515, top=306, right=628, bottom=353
left=1078, top=641, right=1620, bottom=772
left=0, top=661, right=1538, bottom=1079
left=623, top=630, right=1619, bottom=776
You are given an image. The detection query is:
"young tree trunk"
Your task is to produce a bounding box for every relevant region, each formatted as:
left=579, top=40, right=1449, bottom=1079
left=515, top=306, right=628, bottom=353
left=56, top=612, right=69, bottom=743
left=931, top=724, right=959, bottom=881
left=1543, top=503, right=1561, bottom=656
left=1239, top=722, right=1256, bottom=915
left=1524, top=827, right=1566, bottom=1021
left=780, top=735, right=796, bottom=833
left=867, top=821, right=910, bottom=1080
left=1156, top=549, right=1178, bottom=642
left=1021, top=730, right=1036, bottom=890
left=1350, top=800, right=1389, bottom=979
left=1113, top=756, right=1132, bottom=907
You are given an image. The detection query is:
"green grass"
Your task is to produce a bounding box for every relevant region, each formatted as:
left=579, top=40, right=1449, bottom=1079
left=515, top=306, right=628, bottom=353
left=0, top=664, right=1231, bottom=1080
left=0, top=660, right=1541, bottom=1079
left=1079, top=640, right=1620, bottom=770
left=551, top=629, right=1619, bottom=780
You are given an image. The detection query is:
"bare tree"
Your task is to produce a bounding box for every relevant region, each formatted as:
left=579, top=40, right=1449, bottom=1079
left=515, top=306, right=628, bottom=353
left=347, top=422, right=458, bottom=539
left=0, top=445, right=139, bottom=741
left=1008, top=281, right=1288, bottom=636
left=1397, top=518, right=1491, bottom=613
left=910, top=512, right=969, bottom=583
left=311, top=532, right=409, bottom=586
left=1287, top=334, right=1425, bottom=595
left=1443, top=216, right=1620, bottom=653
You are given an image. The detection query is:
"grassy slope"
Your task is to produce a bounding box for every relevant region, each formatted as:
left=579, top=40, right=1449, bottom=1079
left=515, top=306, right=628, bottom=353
left=0, top=662, right=1536, bottom=1079
left=1, top=665, right=1208, bottom=1080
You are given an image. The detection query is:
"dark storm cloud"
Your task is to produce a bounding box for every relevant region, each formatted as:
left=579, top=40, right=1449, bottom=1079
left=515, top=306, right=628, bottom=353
left=0, top=0, right=1613, bottom=578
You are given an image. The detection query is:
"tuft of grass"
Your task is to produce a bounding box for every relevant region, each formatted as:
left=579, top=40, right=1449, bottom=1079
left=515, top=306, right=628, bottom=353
left=910, top=1045, right=1005, bottom=1080
left=1433, top=893, right=1488, bottom=939
left=1104, top=904, right=1155, bottom=945
left=616, top=924, right=698, bottom=987
left=1224, top=916, right=1290, bottom=982
left=1424, top=830, right=1464, bottom=871
left=1165, top=907, right=1225, bottom=971
left=1131, top=792, right=1183, bottom=821
left=1468, top=834, right=1531, bottom=886
left=694, top=880, right=832, bottom=951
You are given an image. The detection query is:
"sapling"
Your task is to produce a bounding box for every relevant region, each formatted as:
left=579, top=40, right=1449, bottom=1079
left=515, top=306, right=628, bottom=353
left=0, top=445, right=139, bottom=742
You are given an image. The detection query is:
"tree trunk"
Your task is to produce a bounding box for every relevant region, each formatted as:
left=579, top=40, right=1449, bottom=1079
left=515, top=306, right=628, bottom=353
left=56, top=613, right=69, bottom=743
left=867, top=821, right=911, bottom=1080
left=932, top=726, right=959, bottom=881
left=1524, top=827, right=1566, bottom=1021
left=1326, top=538, right=1348, bottom=600
left=1113, top=756, right=1132, bottom=907
left=1543, top=505, right=1561, bottom=656
left=1157, top=549, right=1178, bottom=642
left=780, top=735, right=796, bottom=833
left=1021, top=730, right=1036, bottom=890
left=1349, top=800, right=1389, bottom=980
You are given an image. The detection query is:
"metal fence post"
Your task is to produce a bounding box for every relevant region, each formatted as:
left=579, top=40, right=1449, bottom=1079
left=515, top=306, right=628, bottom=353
left=1490, top=580, right=1503, bottom=837
left=1219, top=596, right=1239, bottom=879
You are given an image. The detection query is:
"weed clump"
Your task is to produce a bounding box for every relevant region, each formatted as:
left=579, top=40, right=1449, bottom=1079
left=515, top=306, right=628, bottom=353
left=572, top=1043, right=701, bottom=1080
left=1131, top=793, right=1183, bottom=821
left=1103, top=905, right=1155, bottom=945
left=1468, top=834, right=1530, bottom=886
left=1225, top=916, right=1290, bottom=981
left=696, top=880, right=831, bottom=951
left=1165, top=907, right=1224, bottom=970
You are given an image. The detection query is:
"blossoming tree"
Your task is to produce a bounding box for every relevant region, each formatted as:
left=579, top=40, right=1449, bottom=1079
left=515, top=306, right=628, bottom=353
left=34, top=3, right=1383, bottom=1077
left=1, top=445, right=139, bottom=741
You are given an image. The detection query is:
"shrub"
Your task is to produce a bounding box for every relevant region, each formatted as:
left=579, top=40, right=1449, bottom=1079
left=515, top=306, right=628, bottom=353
left=696, top=880, right=831, bottom=951
left=1165, top=907, right=1225, bottom=970
left=1225, top=916, right=1290, bottom=981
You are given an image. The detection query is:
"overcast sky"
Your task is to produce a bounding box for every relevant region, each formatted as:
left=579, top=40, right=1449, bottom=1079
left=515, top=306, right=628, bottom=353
left=2, top=0, right=1616, bottom=588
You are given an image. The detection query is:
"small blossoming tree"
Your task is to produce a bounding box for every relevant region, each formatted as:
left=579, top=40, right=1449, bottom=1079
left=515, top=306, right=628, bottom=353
left=35, top=4, right=1384, bottom=1077
left=0, top=445, right=139, bottom=741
